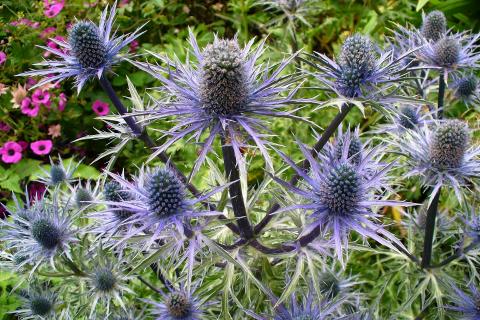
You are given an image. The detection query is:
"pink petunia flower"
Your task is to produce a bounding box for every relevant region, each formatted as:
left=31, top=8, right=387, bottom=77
left=1, top=141, right=23, bottom=164
left=0, top=121, right=10, bottom=132
left=44, top=0, right=65, bottom=18
left=0, top=52, right=6, bottom=65
left=58, top=92, right=67, bottom=111
left=20, top=97, right=40, bottom=117
left=32, top=89, right=51, bottom=107
left=30, top=140, right=53, bottom=156
left=92, top=100, right=110, bottom=116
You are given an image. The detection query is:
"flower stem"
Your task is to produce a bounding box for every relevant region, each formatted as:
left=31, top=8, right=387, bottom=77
left=421, top=188, right=441, bottom=268
left=429, top=239, right=480, bottom=269
left=437, top=70, right=445, bottom=119
left=220, top=134, right=254, bottom=239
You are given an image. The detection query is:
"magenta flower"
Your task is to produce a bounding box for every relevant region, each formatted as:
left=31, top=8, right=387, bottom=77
left=44, top=0, right=64, bottom=18
left=1, top=141, right=23, bottom=164
left=26, top=78, right=37, bottom=89
left=20, top=97, right=40, bottom=117
left=18, top=141, right=29, bottom=151
left=0, top=52, right=6, bottom=65
left=30, top=140, right=53, bottom=156
left=28, top=181, right=47, bottom=203
left=92, top=100, right=110, bottom=116
left=40, top=27, right=56, bottom=39
left=0, top=121, right=10, bottom=132
left=129, top=40, right=139, bottom=53
left=10, top=19, right=39, bottom=28
left=58, top=93, right=67, bottom=111
left=32, top=89, right=51, bottom=107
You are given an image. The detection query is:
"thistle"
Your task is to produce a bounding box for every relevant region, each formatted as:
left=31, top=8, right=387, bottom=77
left=393, top=119, right=480, bottom=201
left=448, top=284, right=480, bottom=319
left=0, top=195, right=76, bottom=270
left=309, top=33, right=417, bottom=106
left=129, top=30, right=302, bottom=175
left=451, top=75, right=480, bottom=108
left=14, top=286, right=57, bottom=319
left=18, top=2, right=145, bottom=93
left=274, top=138, right=413, bottom=263
left=94, top=167, right=224, bottom=248
left=37, top=156, right=80, bottom=186
left=421, top=11, right=447, bottom=42
left=148, top=285, right=204, bottom=320
left=75, top=187, right=93, bottom=208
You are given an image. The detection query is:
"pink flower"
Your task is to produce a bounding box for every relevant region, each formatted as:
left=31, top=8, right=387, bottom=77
left=92, top=100, right=110, bottom=116
left=129, top=40, right=139, bottom=53
left=58, top=92, right=67, bottom=111
left=43, top=36, right=67, bottom=58
left=30, top=140, right=53, bottom=156
left=20, top=97, right=40, bottom=117
left=1, top=141, right=23, bottom=164
left=10, top=19, right=39, bottom=28
left=40, top=26, right=56, bottom=39
left=119, top=0, right=130, bottom=7
left=44, top=0, right=65, bottom=18
left=26, top=78, right=37, bottom=89
left=32, top=89, right=51, bottom=107
left=18, top=141, right=29, bottom=151
left=0, top=122, right=10, bottom=132
left=0, top=52, right=6, bottom=65
left=28, top=182, right=46, bottom=203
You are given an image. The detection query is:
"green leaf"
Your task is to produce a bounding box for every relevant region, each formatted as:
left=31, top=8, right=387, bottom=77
left=274, top=255, right=304, bottom=308
left=416, top=0, right=430, bottom=11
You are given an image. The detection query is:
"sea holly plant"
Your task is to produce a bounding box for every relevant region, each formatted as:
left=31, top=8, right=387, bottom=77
left=2, top=2, right=480, bottom=319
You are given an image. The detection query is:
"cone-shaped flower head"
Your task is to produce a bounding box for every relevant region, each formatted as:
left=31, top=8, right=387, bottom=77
left=50, top=164, right=67, bottom=185
left=452, top=75, right=480, bottom=109
left=429, top=120, right=469, bottom=170
left=397, top=105, right=420, bottom=130
left=149, top=285, right=204, bottom=320
left=336, top=34, right=376, bottom=98
left=103, top=180, right=134, bottom=220
left=274, top=139, right=412, bottom=264
left=421, top=11, right=447, bottom=42
left=129, top=30, right=302, bottom=177
left=166, top=291, right=193, bottom=318
left=18, top=2, right=144, bottom=93
left=37, top=156, right=80, bottom=186
left=433, top=37, right=461, bottom=68
left=393, top=119, right=480, bottom=202
left=69, top=22, right=108, bottom=69
left=75, top=187, right=93, bottom=208
left=146, top=168, right=186, bottom=218
left=319, top=272, right=341, bottom=300
left=15, top=287, right=57, bottom=319
left=199, top=39, right=248, bottom=116
left=334, top=136, right=363, bottom=166
left=31, top=218, right=62, bottom=250
left=93, top=267, right=117, bottom=292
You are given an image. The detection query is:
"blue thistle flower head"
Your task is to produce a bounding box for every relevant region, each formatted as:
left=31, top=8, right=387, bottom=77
left=275, top=138, right=413, bottom=264
left=18, top=2, right=145, bottom=93
left=421, top=11, right=447, bottom=42
left=397, top=105, right=421, bottom=130
left=94, top=167, right=225, bottom=248
left=310, top=33, right=417, bottom=105
left=15, top=286, right=57, bottom=319
left=451, top=75, right=480, bottom=108
left=130, top=30, right=303, bottom=176
left=149, top=284, right=204, bottom=320
left=417, top=30, right=480, bottom=72
left=75, top=187, right=93, bottom=208
left=393, top=119, right=480, bottom=202
left=0, top=194, right=76, bottom=270
left=37, top=156, right=80, bottom=186
left=448, top=283, right=480, bottom=320
left=330, top=127, right=363, bottom=166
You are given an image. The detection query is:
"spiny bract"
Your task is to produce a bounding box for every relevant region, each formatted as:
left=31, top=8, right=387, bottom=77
left=429, top=120, right=469, bottom=169
left=433, top=37, right=461, bottom=67
left=31, top=218, right=61, bottom=250
left=199, top=39, right=248, bottom=116
left=319, top=164, right=360, bottom=215
left=69, top=21, right=107, bottom=69
left=421, top=10, right=447, bottom=42
left=146, top=168, right=185, bottom=218
left=166, top=291, right=192, bottom=318
left=335, top=135, right=362, bottom=165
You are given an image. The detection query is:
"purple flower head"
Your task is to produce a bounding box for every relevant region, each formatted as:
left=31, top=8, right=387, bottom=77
left=15, top=285, right=57, bottom=319
left=148, top=283, right=205, bottom=320
left=393, top=119, right=480, bottom=202
left=376, top=104, right=431, bottom=136
left=421, top=11, right=447, bottom=42
left=448, top=283, right=480, bottom=320
left=129, top=30, right=304, bottom=176
left=0, top=193, right=76, bottom=272
left=417, top=31, right=480, bottom=72
left=308, top=33, right=418, bottom=108
left=451, top=74, right=480, bottom=109
left=98, top=166, right=225, bottom=248
left=274, top=134, right=413, bottom=264
left=18, top=1, right=145, bottom=94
